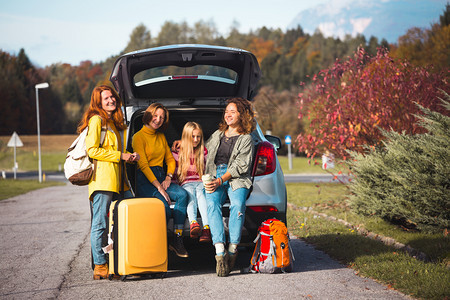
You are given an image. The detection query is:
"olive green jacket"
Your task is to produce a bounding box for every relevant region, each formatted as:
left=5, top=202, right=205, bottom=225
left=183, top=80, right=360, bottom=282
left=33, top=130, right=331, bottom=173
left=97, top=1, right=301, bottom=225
left=205, top=130, right=254, bottom=191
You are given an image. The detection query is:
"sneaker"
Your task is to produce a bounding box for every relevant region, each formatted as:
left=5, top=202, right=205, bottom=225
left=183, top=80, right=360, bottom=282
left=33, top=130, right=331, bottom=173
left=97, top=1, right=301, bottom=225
left=93, top=263, right=109, bottom=280
left=199, top=228, right=212, bottom=243
left=215, top=253, right=230, bottom=277
left=190, top=221, right=201, bottom=239
left=228, top=251, right=238, bottom=271
left=169, top=234, right=189, bottom=258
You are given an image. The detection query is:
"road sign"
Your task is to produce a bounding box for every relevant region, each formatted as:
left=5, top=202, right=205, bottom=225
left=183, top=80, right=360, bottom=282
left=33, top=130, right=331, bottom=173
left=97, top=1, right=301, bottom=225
left=7, top=132, right=23, bottom=147
left=285, top=135, right=292, bottom=145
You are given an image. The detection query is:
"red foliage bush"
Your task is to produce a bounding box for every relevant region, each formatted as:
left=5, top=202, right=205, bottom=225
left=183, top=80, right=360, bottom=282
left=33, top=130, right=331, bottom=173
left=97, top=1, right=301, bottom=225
left=297, top=48, right=449, bottom=159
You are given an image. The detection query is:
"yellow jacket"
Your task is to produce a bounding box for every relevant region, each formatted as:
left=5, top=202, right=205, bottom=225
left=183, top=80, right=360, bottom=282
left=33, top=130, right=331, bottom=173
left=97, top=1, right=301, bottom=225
left=86, top=115, right=129, bottom=200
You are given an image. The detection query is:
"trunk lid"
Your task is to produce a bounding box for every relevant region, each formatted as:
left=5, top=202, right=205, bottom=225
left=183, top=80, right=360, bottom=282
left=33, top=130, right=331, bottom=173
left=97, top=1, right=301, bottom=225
left=110, top=44, right=261, bottom=108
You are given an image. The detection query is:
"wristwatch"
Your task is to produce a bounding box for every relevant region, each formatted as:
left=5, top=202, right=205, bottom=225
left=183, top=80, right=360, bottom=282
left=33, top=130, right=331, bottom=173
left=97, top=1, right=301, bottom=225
left=167, top=173, right=173, bottom=178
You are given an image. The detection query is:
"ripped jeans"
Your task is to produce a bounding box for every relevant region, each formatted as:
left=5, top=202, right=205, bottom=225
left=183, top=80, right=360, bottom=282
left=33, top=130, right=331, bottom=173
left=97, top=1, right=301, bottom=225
left=206, top=164, right=249, bottom=245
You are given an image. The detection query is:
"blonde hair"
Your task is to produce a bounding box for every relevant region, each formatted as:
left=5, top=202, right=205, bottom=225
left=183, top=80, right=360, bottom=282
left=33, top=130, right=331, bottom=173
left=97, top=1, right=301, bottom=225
left=177, top=122, right=205, bottom=183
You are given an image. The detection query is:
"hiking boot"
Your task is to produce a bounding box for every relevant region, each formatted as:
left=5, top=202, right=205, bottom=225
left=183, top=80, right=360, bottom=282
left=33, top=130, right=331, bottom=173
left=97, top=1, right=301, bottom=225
left=190, top=221, right=201, bottom=239
left=93, top=263, right=109, bottom=280
left=199, top=228, right=212, bottom=243
left=228, top=251, right=238, bottom=271
left=215, top=253, right=230, bottom=277
left=169, top=234, right=189, bottom=258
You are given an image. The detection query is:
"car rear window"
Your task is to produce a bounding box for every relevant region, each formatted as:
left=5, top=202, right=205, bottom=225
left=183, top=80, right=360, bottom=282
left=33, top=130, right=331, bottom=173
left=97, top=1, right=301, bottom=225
left=132, top=65, right=238, bottom=99
left=134, top=65, right=237, bottom=86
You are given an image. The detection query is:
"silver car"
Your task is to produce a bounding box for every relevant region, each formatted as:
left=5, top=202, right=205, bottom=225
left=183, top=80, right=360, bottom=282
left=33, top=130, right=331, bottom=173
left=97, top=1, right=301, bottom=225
left=110, top=44, right=287, bottom=244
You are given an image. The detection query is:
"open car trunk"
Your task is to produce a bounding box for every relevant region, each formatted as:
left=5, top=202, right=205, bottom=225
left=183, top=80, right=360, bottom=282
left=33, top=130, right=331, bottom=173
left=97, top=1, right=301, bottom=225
left=125, top=107, right=243, bottom=194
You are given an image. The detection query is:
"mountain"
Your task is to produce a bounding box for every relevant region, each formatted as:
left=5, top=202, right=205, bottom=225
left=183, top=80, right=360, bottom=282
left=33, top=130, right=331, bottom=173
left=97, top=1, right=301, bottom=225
left=288, top=0, right=447, bottom=43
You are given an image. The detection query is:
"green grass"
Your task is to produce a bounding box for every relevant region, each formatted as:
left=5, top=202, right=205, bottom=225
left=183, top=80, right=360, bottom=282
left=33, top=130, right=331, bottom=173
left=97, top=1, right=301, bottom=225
left=0, top=179, right=65, bottom=200
left=0, top=150, right=66, bottom=172
left=278, top=155, right=347, bottom=174
left=287, top=182, right=450, bottom=299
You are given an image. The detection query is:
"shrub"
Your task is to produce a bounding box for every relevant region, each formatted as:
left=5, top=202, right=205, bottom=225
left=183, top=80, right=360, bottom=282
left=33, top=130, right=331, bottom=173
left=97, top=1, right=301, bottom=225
left=296, top=47, right=449, bottom=160
left=348, top=93, right=450, bottom=232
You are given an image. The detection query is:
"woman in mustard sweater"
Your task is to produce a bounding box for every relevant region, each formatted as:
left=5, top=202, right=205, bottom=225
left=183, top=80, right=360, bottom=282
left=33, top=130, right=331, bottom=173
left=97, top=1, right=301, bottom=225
left=132, top=103, right=189, bottom=258
left=79, top=85, right=139, bottom=280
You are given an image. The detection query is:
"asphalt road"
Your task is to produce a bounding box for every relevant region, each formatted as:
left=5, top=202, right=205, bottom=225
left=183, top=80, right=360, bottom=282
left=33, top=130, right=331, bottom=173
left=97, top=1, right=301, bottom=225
left=0, top=183, right=409, bottom=299
left=5, top=171, right=350, bottom=184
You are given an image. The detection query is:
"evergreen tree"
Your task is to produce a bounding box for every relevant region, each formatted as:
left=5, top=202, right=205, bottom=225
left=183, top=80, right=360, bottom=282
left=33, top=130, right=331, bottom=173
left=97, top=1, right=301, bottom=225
left=348, top=93, right=450, bottom=232
left=122, top=24, right=153, bottom=54
left=439, top=3, right=450, bottom=26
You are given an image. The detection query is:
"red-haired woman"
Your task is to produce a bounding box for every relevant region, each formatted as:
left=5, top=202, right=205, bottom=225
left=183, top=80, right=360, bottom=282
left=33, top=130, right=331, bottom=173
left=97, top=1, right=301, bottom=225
left=78, top=85, right=139, bottom=280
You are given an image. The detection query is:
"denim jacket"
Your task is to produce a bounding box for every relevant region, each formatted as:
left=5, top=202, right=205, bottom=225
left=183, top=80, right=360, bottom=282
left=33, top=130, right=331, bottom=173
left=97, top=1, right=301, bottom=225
left=205, top=130, right=254, bottom=191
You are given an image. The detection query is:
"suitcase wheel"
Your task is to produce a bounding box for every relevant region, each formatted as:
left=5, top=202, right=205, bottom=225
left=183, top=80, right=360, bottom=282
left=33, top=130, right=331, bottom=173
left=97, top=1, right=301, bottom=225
left=120, top=275, right=127, bottom=281
left=150, top=272, right=166, bottom=279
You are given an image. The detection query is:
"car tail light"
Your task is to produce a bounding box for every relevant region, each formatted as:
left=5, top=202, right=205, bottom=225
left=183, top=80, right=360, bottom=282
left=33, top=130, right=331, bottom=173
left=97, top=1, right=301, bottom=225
left=248, top=206, right=279, bottom=212
left=252, top=141, right=276, bottom=176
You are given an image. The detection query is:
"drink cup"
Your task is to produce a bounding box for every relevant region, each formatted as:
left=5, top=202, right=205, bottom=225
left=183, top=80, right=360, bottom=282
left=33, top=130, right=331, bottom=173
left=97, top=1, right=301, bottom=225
left=202, top=174, right=215, bottom=193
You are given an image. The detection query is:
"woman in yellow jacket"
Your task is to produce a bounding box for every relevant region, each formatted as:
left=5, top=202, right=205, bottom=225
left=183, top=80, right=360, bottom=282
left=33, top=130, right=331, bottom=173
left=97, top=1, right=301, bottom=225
left=78, top=85, right=139, bottom=280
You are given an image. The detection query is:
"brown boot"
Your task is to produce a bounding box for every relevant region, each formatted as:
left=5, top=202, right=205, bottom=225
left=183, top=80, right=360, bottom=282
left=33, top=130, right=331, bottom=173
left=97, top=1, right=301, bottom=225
left=228, top=251, right=238, bottom=271
left=169, top=234, right=189, bottom=258
left=215, top=253, right=230, bottom=277
left=93, top=263, right=109, bottom=280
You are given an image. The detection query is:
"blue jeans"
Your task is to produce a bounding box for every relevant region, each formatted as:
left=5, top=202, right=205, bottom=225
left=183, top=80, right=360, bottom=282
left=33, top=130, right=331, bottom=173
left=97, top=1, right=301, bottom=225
left=183, top=181, right=209, bottom=226
left=91, top=190, right=133, bottom=265
left=136, top=167, right=188, bottom=229
left=206, top=164, right=249, bottom=245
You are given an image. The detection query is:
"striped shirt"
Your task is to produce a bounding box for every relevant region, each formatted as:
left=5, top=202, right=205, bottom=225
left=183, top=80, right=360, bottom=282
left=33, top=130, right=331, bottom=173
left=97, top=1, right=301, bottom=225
left=172, top=147, right=207, bottom=186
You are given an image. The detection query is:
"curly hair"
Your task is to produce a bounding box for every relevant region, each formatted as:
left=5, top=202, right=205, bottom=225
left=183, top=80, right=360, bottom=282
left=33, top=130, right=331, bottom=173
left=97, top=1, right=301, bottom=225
left=218, top=97, right=256, bottom=134
left=77, top=85, right=127, bottom=133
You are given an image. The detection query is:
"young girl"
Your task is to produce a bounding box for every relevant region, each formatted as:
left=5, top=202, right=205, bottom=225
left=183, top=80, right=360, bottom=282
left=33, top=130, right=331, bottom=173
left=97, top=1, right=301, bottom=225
left=172, top=122, right=211, bottom=242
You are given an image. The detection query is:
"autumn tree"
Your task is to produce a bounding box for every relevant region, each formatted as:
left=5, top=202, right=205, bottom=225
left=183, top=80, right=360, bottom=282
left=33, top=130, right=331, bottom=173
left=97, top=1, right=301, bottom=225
left=247, top=37, right=277, bottom=64
left=296, top=47, right=450, bottom=160
left=253, top=86, right=303, bottom=147
left=0, top=49, right=66, bottom=135
left=393, top=4, right=450, bottom=71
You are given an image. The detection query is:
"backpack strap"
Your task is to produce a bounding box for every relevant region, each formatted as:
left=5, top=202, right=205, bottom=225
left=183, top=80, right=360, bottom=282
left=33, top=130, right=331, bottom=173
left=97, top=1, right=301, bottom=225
left=250, top=231, right=262, bottom=268
left=91, top=124, right=108, bottom=181
left=269, top=235, right=277, bottom=267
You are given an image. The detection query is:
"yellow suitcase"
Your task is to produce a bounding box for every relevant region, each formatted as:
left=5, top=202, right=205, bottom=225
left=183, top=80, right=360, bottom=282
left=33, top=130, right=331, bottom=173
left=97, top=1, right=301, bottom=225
left=108, top=198, right=167, bottom=280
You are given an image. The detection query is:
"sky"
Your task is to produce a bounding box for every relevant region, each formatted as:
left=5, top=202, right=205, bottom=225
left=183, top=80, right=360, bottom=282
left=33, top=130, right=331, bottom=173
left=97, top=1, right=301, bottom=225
left=0, top=0, right=329, bottom=67
left=0, top=0, right=445, bottom=67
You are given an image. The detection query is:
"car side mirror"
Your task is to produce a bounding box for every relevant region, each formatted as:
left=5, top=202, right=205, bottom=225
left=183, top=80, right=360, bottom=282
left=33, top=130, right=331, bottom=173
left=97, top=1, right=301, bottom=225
left=264, top=135, right=281, bottom=150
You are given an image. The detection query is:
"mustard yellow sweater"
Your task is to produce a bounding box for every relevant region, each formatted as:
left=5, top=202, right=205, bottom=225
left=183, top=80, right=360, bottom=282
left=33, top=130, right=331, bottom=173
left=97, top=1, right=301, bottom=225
left=132, top=125, right=175, bottom=183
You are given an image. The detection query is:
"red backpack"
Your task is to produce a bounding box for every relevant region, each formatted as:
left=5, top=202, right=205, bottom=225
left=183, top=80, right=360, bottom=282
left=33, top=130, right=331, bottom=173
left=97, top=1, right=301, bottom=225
left=250, top=219, right=295, bottom=273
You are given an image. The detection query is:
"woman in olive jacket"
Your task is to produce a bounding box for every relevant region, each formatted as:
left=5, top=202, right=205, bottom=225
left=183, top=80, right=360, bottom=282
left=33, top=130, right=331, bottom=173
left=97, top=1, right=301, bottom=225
left=203, top=97, right=255, bottom=277
left=78, top=85, right=139, bottom=280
